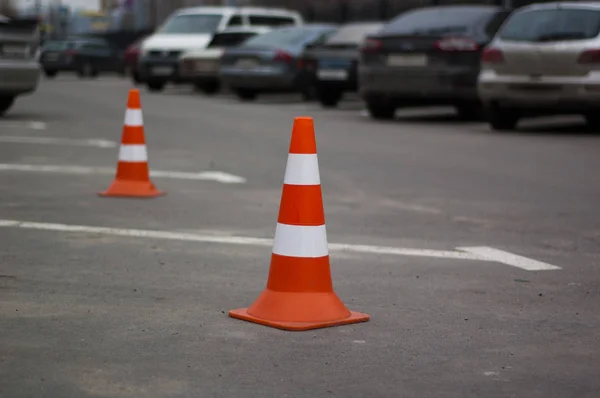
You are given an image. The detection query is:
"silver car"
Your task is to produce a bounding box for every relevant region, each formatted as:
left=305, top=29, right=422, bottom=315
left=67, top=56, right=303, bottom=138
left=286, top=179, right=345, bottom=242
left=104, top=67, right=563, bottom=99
left=0, top=15, right=40, bottom=116
left=478, top=2, right=600, bottom=131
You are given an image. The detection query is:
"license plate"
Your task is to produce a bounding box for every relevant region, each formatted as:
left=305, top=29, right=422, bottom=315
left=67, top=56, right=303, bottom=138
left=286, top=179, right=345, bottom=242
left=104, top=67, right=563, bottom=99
left=387, top=54, right=427, bottom=67
left=151, top=66, right=173, bottom=76
left=236, top=58, right=259, bottom=69
left=2, top=45, right=26, bottom=57
left=317, top=69, right=348, bottom=80
left=196, top=61, right=217, bottom=72
left=45, top=53, right=59, bottom=60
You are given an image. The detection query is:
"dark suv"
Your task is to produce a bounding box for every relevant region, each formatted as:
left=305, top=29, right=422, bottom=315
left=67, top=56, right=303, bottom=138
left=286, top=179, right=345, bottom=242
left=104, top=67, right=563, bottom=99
left=39, top=37, right=125, bottom=78
left=359, top=5, right=511, bottom=120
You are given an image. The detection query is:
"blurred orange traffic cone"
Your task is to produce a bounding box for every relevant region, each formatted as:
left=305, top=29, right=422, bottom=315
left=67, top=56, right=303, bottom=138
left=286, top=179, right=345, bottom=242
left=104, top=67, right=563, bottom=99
left=229, top=117, right=369, bottom=331
left=99, top=89, right=164, bottom=198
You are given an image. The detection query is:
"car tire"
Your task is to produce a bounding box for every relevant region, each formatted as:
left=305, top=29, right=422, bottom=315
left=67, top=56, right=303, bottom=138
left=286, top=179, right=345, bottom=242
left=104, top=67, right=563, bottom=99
left=487, top=105, right=519, bottom=131
left=195, top=81, right=220, bottom=95
left=317, top=89, right=343, bottom=108
left=584, top=113, right=600, bottom=128
left=147, top=80, right=166, bottom=92
left=456, top=102, right=484, bottom=121
left=234, top=88, right=258, bottom=101
left=365, top=98, right=396, bottom=120
left=0, top=96, right=15, bottom=116
left=44, top=69, right=58, bottom=78
left=77, top=62, right=95, bottom=78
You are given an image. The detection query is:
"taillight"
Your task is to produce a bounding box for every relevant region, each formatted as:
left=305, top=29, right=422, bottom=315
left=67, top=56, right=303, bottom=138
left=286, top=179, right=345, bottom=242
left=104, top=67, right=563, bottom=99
left=274, top=50, right=294, bottom=63
left=481, top=47, right=504, bottom=64
left=360, top=38, right=382, bottom=53
left=577, top=49, right=600, bottom=64
left=65, top=49, right=77, bottom=57
left=299, top=58, right=317, bottom=70
left=435, top=37, right=479, bottom=52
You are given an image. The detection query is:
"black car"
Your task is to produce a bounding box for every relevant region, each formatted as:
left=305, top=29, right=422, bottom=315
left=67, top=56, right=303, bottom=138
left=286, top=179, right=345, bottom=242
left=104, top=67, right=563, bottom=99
left=39, top=37, right=125, bottom=78
left=301, top=22, right=384, bottom=108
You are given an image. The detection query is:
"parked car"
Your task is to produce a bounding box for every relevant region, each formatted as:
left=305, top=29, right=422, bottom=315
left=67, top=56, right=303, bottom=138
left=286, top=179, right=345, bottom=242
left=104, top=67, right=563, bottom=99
left=219, top=24, right=338, bottom=101
left=359, top=5, right=511, bottom=120
left=140, top=6, right=303, bottom=92
left=301, top=22, right=384, bottom=108
left=179, top=27, right=270, bottom=94
left=124, top=35, right=148, bottom=84
left=39, top=37, right=126, bottom=78
left=0, top=15, right=40, bottom=116
left=478, top=2, right=600, bottom=131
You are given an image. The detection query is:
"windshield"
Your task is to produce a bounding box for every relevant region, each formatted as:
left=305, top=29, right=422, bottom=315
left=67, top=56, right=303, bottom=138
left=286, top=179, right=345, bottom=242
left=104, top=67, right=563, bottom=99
left=243, top=27, right=319, bottom=47
left=209, top=32, right=257, bottom=48
left=43, top=41, right=73, bottom=51
left=499, top=8, right=600, bottom=42
left=381, top=7, right=498, bottom=36
left=159, top=14, right=223, bottom=34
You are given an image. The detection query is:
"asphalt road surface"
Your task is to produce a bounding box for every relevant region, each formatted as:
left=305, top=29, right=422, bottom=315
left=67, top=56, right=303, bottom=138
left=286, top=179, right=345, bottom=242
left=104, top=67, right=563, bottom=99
left=1, top=76, right=599, bottom=398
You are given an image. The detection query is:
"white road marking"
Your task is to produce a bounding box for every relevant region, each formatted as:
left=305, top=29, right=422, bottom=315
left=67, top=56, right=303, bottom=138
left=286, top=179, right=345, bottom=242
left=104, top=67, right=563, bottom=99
left=0, top=163, right=246, bottom=184
left=0, top=121, right=47, bottom=130
left=458, top=247, right=561, bottom=271
left=0, top=219, right=561, bottom=270
left=0, top=136, right=116, bottom=148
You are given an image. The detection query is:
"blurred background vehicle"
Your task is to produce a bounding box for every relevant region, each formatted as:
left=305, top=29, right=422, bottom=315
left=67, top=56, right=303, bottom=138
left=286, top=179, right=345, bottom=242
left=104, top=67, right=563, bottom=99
left=39, top=36, right=125, bottom=78
left=219, top=23, right=337, bottom=101
left=0, top=14, right=40, bottom=116
left=123, top=35, right=148, bottom=84
left=359, top=5, right=511, bottom=120
left=140, top=6, right=303, bottom=92
left=179, top=27, right=270, bottom=95
left=301, top=21, right=384, bottom=108
left=478, top=2, right=600, bottom=131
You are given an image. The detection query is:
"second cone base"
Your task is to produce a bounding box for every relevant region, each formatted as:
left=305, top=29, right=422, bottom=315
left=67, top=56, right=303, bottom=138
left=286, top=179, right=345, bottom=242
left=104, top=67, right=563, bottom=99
left=99, top=179, right=164, bottom=198
left=229, top=289, right=370, bottom=331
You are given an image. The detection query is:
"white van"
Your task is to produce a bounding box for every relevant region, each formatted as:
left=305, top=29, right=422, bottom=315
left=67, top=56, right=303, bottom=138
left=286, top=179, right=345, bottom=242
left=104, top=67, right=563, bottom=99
left=139, top=6, right=303, bottom=92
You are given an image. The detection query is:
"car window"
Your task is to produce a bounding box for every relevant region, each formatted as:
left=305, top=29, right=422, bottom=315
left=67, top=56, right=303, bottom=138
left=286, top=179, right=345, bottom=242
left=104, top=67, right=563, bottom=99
left=381, top=7, right=500, bottom=36
left=498, top=8, right=600, bottom=42
left=208, top=32, right=257, bottom=47
left=43, top=41, right=72, bottom=51
left=243, top=27, right=320, bottom=47
left=248, top=15, right=296, bottom=27
left=325, top=23, right=382, bottom=45
left=227, top=15, right=243, bottom=27
left=159, top=14, right=223, bottom=34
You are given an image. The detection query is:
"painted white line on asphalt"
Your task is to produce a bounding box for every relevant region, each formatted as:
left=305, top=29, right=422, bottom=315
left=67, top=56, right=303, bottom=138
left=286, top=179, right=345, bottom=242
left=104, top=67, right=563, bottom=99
left=0, top=220, right=561, bottom=270
left=0, top=121, right=47, bottom=130
left=0, top=136, right=117, bottom=148
left=458, top=246, right=561, bottom=271
left=0, top=164, right=246, bottom=184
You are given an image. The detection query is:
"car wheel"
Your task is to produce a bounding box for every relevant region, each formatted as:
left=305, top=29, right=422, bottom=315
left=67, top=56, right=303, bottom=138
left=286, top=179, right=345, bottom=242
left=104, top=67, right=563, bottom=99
left=0, top=96, right=15, bottom=116
left=365, top=98, right=396, bottom=120
left=456, top=102, right=484, bottom=121
left=195, top=81, right=220, bottom=95
left=146, top=80, right=166, bottom=92
left=77, top=62, right=95, bottom=78
left=234, top=88, right=258, bottom=101
left=487, top=105, right=520, bottom=131
left=584, top=113, right=600, bottom=128
left=317, top=89, right=343, bottom=108
left=44, top=69, right=58, bottom=78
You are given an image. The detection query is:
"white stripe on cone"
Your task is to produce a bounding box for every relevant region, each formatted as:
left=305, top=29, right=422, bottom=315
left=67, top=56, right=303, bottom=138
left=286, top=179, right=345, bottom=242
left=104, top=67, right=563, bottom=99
left=272, top=223, right=328, bottom=258
left=283, top=154, right=320, bottom=186
left=124, top=109, right=143, bottom=127
left=118, top=144, right=148, bottom=162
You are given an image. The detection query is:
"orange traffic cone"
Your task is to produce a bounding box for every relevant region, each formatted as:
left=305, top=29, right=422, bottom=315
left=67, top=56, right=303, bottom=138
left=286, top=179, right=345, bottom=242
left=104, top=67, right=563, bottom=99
left=99, top=89, right=164, bottom=198
left=229, top=117, right=369, bottom=331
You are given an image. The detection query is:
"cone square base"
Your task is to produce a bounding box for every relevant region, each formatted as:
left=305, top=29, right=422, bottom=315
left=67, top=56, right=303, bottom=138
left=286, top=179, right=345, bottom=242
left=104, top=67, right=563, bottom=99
left=99, top=180, right=164, bottom=198
left=229, top=308, right=369, bottom=331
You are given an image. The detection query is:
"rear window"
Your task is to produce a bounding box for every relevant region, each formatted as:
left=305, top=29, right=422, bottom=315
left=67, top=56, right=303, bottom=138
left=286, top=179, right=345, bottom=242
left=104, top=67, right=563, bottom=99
left=159, top=14, right=223, bottom=34
left=243, top=27, right=319, bottom=47
left=248, top=15, right=297, bottom=27
left=208, top=32, right=257, bottom=48
left=381, top=6, right=500, bottom=36
left=325, top=23, right=382, bottom=46
left=43, top=41, right=73, bottom=50
left=498, top=8, right=600, bottom=42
